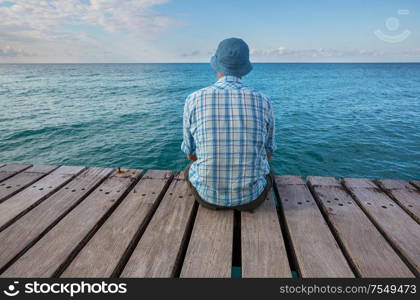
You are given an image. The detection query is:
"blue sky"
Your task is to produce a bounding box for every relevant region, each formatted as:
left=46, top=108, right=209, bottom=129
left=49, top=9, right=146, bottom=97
left=0, top=0, right=419, bottom=62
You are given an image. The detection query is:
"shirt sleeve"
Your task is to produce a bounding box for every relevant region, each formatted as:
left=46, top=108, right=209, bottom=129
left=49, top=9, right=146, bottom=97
left=181, top=95, right=196, bottom=155
left=265, top=99, right=277, bottom=153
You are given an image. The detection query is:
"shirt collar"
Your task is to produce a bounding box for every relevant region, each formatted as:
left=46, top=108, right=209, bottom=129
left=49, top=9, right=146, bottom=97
left=215, top=75, right=242, bottom=84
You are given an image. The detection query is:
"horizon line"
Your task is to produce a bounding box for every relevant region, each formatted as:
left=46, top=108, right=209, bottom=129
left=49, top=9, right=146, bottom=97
left=1, top=61, right=420, bottom=64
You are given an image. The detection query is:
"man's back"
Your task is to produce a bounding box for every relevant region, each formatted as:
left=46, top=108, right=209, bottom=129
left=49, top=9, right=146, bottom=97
left=182, top=75, right=276, bottom=206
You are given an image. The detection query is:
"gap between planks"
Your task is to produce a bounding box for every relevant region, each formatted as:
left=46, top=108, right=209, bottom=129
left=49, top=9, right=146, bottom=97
left=342, top=177, right=419, bottom=276
left=275, top=176, right=354, bottom=278
left=307, top=176, right=413, bottom=278
left=1, top=168, right=143, bottom=277
left=0, top=165, right=58, bottom=204
left=0, top=166, right=86, bottom=232
left=0, top=167, right=114, bottom=274
left=60, top=170, right=174, bottom=277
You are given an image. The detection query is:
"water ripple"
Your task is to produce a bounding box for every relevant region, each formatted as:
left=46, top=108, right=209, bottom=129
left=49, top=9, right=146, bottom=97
left=0, top=63, right=419, bottom=179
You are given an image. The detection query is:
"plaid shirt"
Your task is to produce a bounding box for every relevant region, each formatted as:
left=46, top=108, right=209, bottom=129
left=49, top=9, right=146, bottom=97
left=181, top=75, right=276, bottom=206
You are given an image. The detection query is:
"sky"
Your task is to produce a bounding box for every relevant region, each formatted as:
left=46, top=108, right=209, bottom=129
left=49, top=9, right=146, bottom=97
left=0, top=0, right=419, bottom=63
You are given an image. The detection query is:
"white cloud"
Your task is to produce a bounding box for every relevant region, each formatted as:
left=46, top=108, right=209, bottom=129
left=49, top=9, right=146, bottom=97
left=180, top=49, right=200, bottom=57
left=0, top=0, right=177, bottom=62
left=249, top=47, right=420, bottom=62
left=0, top=44, right=32, bottom=56
left=250, top=47, right=382, bottom=59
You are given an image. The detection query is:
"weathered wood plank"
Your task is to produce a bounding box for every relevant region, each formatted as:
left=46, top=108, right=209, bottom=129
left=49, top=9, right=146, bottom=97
left=0, top=164, right=32, bottom=183
left=410, top=180, right=420, bottom=190
left=307, top=176, right=341, bottom=187
left=121, top=173, right=196, bottom=278
left=375, top=179, right=420, bottom=223
left=1, top=169, right=142, bottom=278
left=241, top=188, right=291, bottom=278
left=0, top=166, right=85, bottom=231
left=0, top=164, right=31, bottom=173
left=23, top=165, right=59, bottom=173
left=275, top=175, right=306, bottom=185
left=276, top=176, right=353, bottom=277
left=0, top=165, right=57, bottom=204
left=61, top=170, right=173, bottom=277
left=374, top=179, right=411, bottom=190
left=307, top=176, right=413, bottom=277
left=343, top=178, right=420, bottom=276
left=180, top=206, right=233, bottom=278
left=0, top=167, right=113, bottom=273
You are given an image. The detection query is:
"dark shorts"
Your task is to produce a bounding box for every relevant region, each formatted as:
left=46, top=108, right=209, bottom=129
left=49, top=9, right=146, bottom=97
left=183, top=163, right=275, bottom=212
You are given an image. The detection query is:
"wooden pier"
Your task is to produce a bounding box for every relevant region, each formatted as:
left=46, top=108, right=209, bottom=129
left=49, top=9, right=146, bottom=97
left=0, top=163, right=418, bottom=278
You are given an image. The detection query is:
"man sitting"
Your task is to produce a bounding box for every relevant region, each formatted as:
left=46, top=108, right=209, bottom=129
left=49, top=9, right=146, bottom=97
left=182, top=38, right=276, bottom=211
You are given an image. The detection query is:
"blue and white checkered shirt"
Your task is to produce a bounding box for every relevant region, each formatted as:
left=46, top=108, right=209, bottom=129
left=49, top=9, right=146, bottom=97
left=181, top=75, right=276, bottom=206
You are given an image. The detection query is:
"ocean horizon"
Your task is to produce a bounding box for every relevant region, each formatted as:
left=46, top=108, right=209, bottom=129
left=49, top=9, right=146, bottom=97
left=1, top=63, right=419, bottom=179
left=2, top=62, right=420, bottom=64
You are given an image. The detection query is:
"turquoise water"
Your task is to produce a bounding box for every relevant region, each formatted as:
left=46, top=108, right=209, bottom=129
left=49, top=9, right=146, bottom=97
left=0, top=63, right=419, bottom=179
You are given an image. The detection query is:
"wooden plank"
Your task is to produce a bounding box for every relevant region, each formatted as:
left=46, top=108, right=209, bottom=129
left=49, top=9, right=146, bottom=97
left=376, top=179, right=420, bottom=223
left=180, top=206, right=233, bottom=278
left=22, top=165, right=59, bottom=173
left=275, top=175, right=306, bottom=185
left=275, top=176, right=353, bottom=277
left=0, top=167, right=113, bottom=273
left=410, top=180, right=420, bottom=190
left=61, top=170, right=173, bottom=277
left=307, top=176, right=414, bottom=277
left=0, top=164, right=32, bottom=183
left=0, top=164, right=31, bottom=173
left=121, top=173, right=196, bottom=278
left=1, top=168, right=142, bottom=278
left=0, top=165, right=57, bottom=204
left=241, top=188, right=292, bottom=278
left=374, top=179, right=412, bottom=190
left=0, top=165, right=85, bottom=231
left=307, top=176, right=341, bottom=187
left=343, top=177, right=420, bottom=276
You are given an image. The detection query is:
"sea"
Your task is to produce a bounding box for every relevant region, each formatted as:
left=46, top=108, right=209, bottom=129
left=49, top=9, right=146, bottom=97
left=0, top=63, right=419, bottom=179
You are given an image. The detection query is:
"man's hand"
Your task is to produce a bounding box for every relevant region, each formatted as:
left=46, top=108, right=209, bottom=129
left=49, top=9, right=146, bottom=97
left=187, top=154, right=197, bottom=161
left=267, top=152, right=272, bottom=160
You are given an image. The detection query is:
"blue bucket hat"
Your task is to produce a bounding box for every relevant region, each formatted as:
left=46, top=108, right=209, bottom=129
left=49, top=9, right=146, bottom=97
left=211, top=38, right=252, bottom=77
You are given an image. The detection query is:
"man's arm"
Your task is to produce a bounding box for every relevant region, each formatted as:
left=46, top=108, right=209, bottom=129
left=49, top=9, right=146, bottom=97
left=181, top=95, right=197, bottom=159
left=265, top=99, right=276, bottom=159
